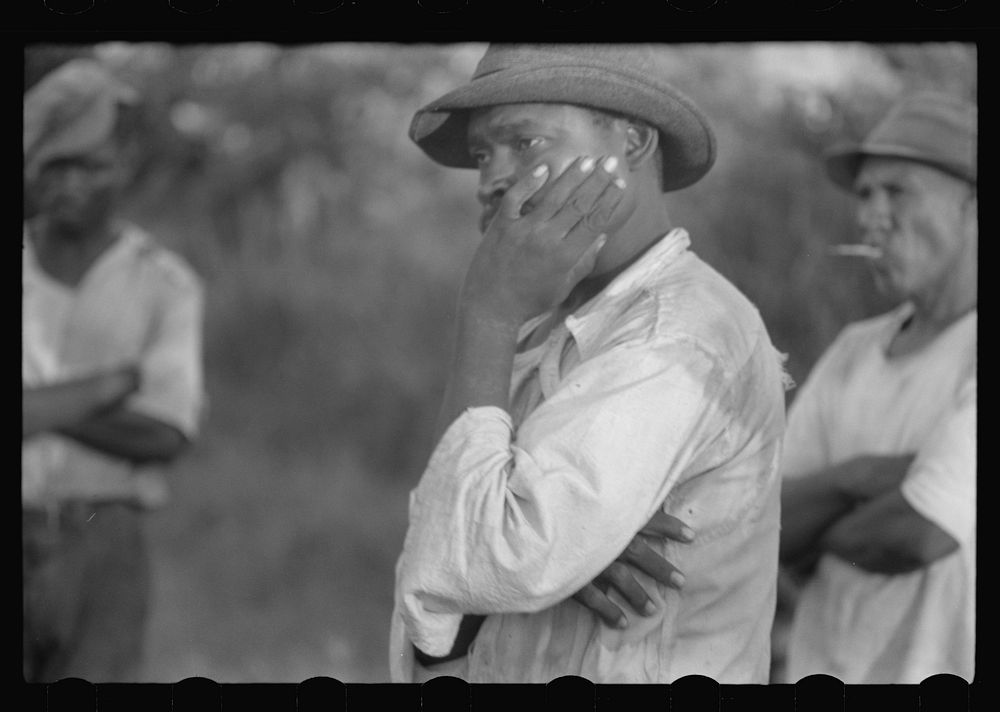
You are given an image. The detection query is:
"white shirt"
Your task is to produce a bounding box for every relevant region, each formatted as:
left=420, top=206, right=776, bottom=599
left=22, top=222, right=205, bottom=507
left=390, top=229, right=790, bottom=683
left=783, top=303, right=976, bottom=683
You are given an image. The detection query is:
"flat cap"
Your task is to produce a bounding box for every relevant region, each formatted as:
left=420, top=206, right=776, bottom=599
left=24, top=59, right=138, bottom=180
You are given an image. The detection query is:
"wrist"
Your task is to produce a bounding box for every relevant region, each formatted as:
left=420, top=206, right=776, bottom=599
left=831, top=460, right=865, bottom=504
left=459, top=297, right=525, bottom=336
left=97, top=370, right=137, bottom=408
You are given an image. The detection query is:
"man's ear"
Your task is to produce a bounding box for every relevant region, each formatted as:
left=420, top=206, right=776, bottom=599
left=624, top=121, right=659, bottom=173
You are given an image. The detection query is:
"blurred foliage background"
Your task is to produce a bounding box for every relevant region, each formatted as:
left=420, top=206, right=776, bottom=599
left=23, top=42, right=976, bottom=682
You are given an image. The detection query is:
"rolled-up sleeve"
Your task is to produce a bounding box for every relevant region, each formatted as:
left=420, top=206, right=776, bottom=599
left=397, top=338, right=728, bottom=657
left=127, top=274, right=205, bottom=439
left=900, top=377, right=976, bottom=547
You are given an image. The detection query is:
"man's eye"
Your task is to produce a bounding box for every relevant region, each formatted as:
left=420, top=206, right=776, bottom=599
left=515, top=137, right=542, bottom=152
left=471, top=151, right=489, bottom=166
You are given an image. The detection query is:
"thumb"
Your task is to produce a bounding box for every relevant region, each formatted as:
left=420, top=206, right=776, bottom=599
left=566, top=233, right=608, bottom=285
left=502, top=163, right=550, bottom=220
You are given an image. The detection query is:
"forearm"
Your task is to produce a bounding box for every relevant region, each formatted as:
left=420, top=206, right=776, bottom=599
left=23, top=376, right=126, bottom=439
left=820, top=490, right=959, bottom=574
left=779, top=469, right=854, bottom=567
left=435, top=302, right=521, bottom=440
left=57, top=408, right=188, bottom=463
left=415, top=302, right=521, bottom=661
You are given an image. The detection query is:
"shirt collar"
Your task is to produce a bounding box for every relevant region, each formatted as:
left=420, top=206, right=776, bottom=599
left=23, top=220, right=142, bottom=291
left=563, top=228, right=690, bottom=348
left=594, top=227, right=691, bottom=302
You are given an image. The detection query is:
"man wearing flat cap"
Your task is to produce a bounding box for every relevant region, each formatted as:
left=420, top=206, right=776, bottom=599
left=779, top=92, right=976, bottom=683
left=22, top=59, right=204, bottom=681
left=390, top=44, right=790, bottom=683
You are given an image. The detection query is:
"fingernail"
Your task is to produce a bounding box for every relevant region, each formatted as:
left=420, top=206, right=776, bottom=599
left=580, top=156, right=595, bottom=173
left=643, top=600, right=657, bottom=616
left=533, top=164, right=549, bottom=178
left=596, top=233, right=608, bottom=248
left=616, top=616, right=628, bottom=629
left=603, top=156, right=619, bottom=173
left=614, top=177, right=627, bottom=190
left=670, top=571, right=685, bottom=588
left=681, top=526, right=695, bottom=541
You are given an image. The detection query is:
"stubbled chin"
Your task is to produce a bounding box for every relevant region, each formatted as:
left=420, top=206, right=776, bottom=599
left=871, top=266, right=903, bottom=297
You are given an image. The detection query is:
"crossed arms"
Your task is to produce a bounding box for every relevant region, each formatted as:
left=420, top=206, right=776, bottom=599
left=780, top=381, right=975, bottom=577
left=23, top=268, right=203, bottom=465
left=23, top=366, right=188, bottom=463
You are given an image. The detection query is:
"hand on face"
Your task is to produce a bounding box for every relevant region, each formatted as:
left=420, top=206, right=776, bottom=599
left=462, top=154, right=626, bottom=324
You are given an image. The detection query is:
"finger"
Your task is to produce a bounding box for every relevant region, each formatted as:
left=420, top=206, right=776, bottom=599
left=501, top=163, right=551, bottom=221
left=572, top=584, right=628, bottom=629
left=604, top=562, right=659, bottom=617
left=563, top=233, right=607, bottom=287
left=621, top=537, right=686, bottom=590
left=549, top=156, right=620, bottom=231
left=520, top=165, right=559, bottom=217
left=638, top=510, right=695, bottom=543
left=530, top=155, right=602, bottom=222
left=561, top=176, right=625, bottom=255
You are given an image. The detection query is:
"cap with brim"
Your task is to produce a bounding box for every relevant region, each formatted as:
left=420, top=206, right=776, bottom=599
left=825, top=91, right=976, bottom=190
left=409, top=44, right=716, bottom=193
left=24, top=59, right=138, bottom=181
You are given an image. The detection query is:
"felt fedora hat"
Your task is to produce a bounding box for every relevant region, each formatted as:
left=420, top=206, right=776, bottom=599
left=825, top=91, right=977, bottom=190
left=409, top=44, right=717, bottom=192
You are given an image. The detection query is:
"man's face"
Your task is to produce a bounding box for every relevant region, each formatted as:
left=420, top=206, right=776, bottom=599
left=30, top=137, right=126, bottom=234
left=853, top=156, right=976, bottom=301
left=467, top=103, right=628, bottom=235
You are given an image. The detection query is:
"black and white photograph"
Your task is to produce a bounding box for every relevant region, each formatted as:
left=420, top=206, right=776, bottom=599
left=21, top=36, right=976, bottom=698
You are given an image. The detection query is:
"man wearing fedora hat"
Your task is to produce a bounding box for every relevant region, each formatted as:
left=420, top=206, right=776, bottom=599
left=778, top=92, right=976, bottom=682
left=22, top=59, right=205, bottom=681
left=390, top=44, right=790, bottom=683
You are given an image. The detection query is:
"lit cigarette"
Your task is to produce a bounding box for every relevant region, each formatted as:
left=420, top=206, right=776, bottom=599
left=827, top=244, right=883, bottom=259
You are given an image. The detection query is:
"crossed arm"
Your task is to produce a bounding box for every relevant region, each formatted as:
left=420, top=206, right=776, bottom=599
left=23, top=366, right=188, bottom=464
left=24, top=259, right=203, bottom=465
left=587, top=441, right=963, bottom=633
left=780, top=454, right=959, bottom=576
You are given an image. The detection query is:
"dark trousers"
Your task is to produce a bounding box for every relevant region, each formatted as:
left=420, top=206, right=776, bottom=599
left=23, top=501, right=150, bottom=682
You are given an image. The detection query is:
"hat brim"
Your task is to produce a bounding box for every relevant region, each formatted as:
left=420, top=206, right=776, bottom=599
left=825, top=141, right=976, bottom=190
left=409, top=65, right=716, bottom=193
